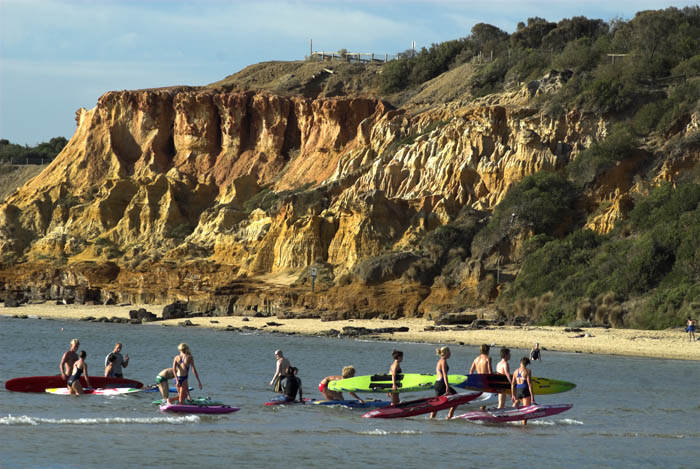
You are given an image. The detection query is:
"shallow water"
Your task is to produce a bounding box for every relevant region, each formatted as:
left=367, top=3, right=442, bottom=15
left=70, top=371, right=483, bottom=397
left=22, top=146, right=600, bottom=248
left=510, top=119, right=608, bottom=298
left=1, top=316, right=699, bottom=468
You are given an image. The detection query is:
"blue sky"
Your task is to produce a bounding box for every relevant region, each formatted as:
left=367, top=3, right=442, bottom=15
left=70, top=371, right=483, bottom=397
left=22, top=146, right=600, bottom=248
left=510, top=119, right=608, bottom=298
left=1, top=0, right=697, bottom=145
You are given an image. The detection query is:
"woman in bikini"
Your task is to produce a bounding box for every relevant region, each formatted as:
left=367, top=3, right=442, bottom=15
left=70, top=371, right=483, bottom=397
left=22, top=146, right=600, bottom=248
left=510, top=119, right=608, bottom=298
left=67, top=350, right=91, bottom=395
left=171, top=343, right=202, bottom=404
left=430, top=346, right=456, bottom=419
left=388, top=350, right=403, bottom=406
left=511, top=357, right=536, bottom=425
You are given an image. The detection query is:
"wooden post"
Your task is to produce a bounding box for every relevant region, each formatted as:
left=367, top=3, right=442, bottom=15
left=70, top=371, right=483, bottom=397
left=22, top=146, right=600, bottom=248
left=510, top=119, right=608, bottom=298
left=385, top=53, right=388, bottom=63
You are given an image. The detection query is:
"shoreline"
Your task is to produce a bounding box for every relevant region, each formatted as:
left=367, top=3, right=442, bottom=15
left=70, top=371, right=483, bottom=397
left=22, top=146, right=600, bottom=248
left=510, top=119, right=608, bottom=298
left=2, top=303, right=698, bottom=361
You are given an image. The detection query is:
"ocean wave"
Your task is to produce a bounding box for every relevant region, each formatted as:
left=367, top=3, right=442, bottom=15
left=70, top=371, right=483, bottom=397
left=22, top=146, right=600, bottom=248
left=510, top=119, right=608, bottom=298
left=0, top=414, right=200, bottom=426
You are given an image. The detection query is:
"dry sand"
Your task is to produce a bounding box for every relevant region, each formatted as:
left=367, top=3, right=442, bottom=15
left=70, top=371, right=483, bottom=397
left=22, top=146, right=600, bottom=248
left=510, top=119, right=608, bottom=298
left=2, top=303, right=698, bottom=361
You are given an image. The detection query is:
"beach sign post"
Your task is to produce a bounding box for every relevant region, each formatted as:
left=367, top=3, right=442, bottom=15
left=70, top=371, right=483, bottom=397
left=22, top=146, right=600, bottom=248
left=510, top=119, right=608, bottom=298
left=311, top=266, right=317, bottom=292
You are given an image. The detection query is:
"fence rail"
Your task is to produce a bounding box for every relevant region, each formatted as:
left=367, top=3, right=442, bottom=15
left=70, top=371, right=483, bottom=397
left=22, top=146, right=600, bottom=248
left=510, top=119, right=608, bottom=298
left=310, top=51, right=397, bottom=63
left=4, top=157, right=50, bottom=165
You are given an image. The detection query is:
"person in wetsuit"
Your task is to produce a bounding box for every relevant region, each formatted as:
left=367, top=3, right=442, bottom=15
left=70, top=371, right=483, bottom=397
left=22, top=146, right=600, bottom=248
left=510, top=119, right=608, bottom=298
left=67, top=350, right=91, bottom=395
left=283, top=367, right=303, bottom=403
left=388, top=349, right=403, bottom=406
left=511, top=357, right=536, bottom=425
left=318, top=366, right=364, bottom=403
left=430, top=346, right=456, bottom=419
left=171, top=343, right=203, bottom=404
left=60, top=338, right=80, bottom=382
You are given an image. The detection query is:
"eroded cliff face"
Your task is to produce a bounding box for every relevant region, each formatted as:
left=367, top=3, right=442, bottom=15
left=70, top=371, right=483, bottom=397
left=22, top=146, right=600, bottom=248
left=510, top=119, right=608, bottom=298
left=2, top=82, right=695, bottom=317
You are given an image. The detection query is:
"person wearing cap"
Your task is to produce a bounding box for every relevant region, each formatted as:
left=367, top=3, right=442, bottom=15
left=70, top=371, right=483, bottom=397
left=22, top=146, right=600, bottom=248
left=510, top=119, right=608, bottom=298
left=269, top=350, right=290, bottom=393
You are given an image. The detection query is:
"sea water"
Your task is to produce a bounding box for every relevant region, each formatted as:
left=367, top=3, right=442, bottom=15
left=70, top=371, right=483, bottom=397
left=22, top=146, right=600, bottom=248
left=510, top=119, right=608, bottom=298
left=1, top=316, right=699, bottom=468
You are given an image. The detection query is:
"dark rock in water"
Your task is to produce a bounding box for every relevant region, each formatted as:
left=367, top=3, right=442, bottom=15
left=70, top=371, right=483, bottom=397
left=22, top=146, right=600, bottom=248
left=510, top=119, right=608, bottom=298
left=178, top=320, right=197, bottom=327
left=97, top=316, right=109, bottom=322
left=81, top=316, right=95, bottom=321
left=242, top=325, right=258, bottom=331
left=224, top=325, right=241, bottom=332
left=130, top=319, right=142, bottom=325
left=317, top=329, right=341, bottom=337
left=162, top=301, right=188, bottom=320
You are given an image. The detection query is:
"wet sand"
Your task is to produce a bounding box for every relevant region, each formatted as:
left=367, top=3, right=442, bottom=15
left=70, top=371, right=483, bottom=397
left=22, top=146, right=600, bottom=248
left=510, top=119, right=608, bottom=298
left=2, top=303, right=698, bottom=361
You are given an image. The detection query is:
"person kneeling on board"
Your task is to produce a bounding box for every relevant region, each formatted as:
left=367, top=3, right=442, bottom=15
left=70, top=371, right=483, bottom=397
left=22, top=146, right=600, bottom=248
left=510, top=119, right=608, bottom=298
left=318, top=366, right=364, bottom=403
left=155, top=368, right=175, bottom=401
left=283, top=367, right=304, bottom=403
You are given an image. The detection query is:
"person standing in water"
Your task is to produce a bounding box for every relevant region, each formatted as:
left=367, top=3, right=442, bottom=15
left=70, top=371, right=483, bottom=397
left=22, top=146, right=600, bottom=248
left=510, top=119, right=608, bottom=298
left=511, top=357, right=536, bottom=425
left=283, top=366, right=304, bottom=403
left=60, top=338, right=80, bottom=382
left=430, top=346, right=456, bottom=419
left=269, top=350, right=290, bottom=393
left=318, top=366, right=364, bottom=403
left=469, top=344, right=492, bottom=374
left=530, top=343, right=542, bottom=361
left=171, top=343, right=202, bottom=404
left=104, top=342, right=129, bottom=377
left=67, top=350, right=91, bottom=395
left=388, top=350, right=403, bottom=406
left=496, top=348, right=512, bottom=409
left=686, top=317, right=696, bottom=342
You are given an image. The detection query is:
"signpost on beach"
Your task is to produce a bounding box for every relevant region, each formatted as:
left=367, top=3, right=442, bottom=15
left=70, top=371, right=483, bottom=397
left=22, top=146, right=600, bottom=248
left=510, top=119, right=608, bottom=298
left=311, top=267, right=317, bottom=293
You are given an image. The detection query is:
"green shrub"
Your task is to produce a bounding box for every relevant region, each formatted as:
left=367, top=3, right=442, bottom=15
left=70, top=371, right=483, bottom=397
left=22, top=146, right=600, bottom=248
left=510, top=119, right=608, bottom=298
left=567, top=124, right=638, bottom=187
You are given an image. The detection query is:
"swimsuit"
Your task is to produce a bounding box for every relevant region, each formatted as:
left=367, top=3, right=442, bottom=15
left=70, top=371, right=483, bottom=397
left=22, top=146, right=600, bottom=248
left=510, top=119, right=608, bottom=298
left=175, top=355, right=190, bottom=385
left=67, top=364, right=83, bottom=386
left=514, top=370, right=531, bottom=399
left=687, top=325, right=696, bottom=332
left=435, top=362, right=455, bottom=396
left=155, top=374, right=167, bottom=384
left=318, top=380, right=327, bottom=393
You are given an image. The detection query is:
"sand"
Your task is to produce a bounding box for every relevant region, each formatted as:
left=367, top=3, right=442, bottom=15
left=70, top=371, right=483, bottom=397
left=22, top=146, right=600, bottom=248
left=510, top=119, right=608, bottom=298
left=2, top=303, right=698, bottom=361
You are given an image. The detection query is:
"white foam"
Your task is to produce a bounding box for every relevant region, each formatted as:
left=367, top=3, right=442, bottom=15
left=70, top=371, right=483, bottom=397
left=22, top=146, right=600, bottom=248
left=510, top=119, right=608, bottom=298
left=0, top=414, right=200, bottom=426
left=358, top=429, right=422, bottom=436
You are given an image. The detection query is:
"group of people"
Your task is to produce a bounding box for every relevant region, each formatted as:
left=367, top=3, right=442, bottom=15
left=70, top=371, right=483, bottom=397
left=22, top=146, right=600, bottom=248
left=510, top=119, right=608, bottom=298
left=59, top=339, right=201, bottom=403
left=59, top=338, right=543, bottom=419
left=266, top=343, right=543, bottom=423
left=59, top=339, right=129, bottom=395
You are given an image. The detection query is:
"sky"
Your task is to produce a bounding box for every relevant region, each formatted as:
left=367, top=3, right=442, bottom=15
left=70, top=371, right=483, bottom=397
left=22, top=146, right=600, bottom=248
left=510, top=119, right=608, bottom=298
left=1, top=0, right=697, bottom=145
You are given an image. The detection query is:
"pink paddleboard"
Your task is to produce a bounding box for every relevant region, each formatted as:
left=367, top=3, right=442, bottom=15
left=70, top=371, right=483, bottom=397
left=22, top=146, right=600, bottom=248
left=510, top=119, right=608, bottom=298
left=160, top=403, right=240, bottom=414
left=453, top=404, right=573, bottom=423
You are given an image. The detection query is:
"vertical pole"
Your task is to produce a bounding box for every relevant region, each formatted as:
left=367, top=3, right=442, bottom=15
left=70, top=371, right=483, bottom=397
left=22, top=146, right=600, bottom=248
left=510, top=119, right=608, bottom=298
left=310, top=39, right=312, bottom=58
left=385, top=53, right=388, bottom=63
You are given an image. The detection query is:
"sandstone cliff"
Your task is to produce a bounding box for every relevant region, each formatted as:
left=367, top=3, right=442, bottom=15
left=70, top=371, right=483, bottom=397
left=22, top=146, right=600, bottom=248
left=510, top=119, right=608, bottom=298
left=1, top=62, right=697, bottom=318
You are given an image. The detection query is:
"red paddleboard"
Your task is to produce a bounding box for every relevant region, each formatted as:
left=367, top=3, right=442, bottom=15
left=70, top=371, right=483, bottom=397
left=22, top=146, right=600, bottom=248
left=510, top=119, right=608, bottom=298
left=362, top=392, right=482, bottom=419
left=453, top=404, right=573, bottom=423
left=5, top=376, right=143, bottom=393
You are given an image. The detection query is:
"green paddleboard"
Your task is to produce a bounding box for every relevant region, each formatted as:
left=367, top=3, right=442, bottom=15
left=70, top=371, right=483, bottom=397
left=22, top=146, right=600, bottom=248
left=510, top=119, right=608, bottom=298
left=328, top=373, right=468, bottom=393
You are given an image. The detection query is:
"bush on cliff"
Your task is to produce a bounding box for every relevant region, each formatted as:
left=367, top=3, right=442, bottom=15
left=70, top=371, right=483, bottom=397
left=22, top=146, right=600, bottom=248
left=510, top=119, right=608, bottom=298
left=0, top=137, right=67, bottom=163
left=504, top=181, right=700, bottom=328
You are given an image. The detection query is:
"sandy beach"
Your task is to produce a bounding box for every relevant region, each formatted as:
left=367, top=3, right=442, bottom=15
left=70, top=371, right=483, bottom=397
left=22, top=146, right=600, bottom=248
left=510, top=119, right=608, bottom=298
left=2, top=303, right=698, bottom=361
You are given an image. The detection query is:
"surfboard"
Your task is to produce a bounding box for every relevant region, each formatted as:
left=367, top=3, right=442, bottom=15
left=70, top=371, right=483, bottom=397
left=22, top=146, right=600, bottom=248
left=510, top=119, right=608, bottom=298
left=5, top=375, right=144, bottom=393
left=453, top=404, right=573, bottom=423
left=264, top=396, right=313, bottom=406
left=328, top=373, right=468, bottom=394
left=45, top=387, right=142, bottom=395
left=311, top=399, right=391, bottom=409
left=160, top=403, right=240, bottom=414
left=455, top=374, right=576, bottom=395
left=362, top=392, right=482, bottom=419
